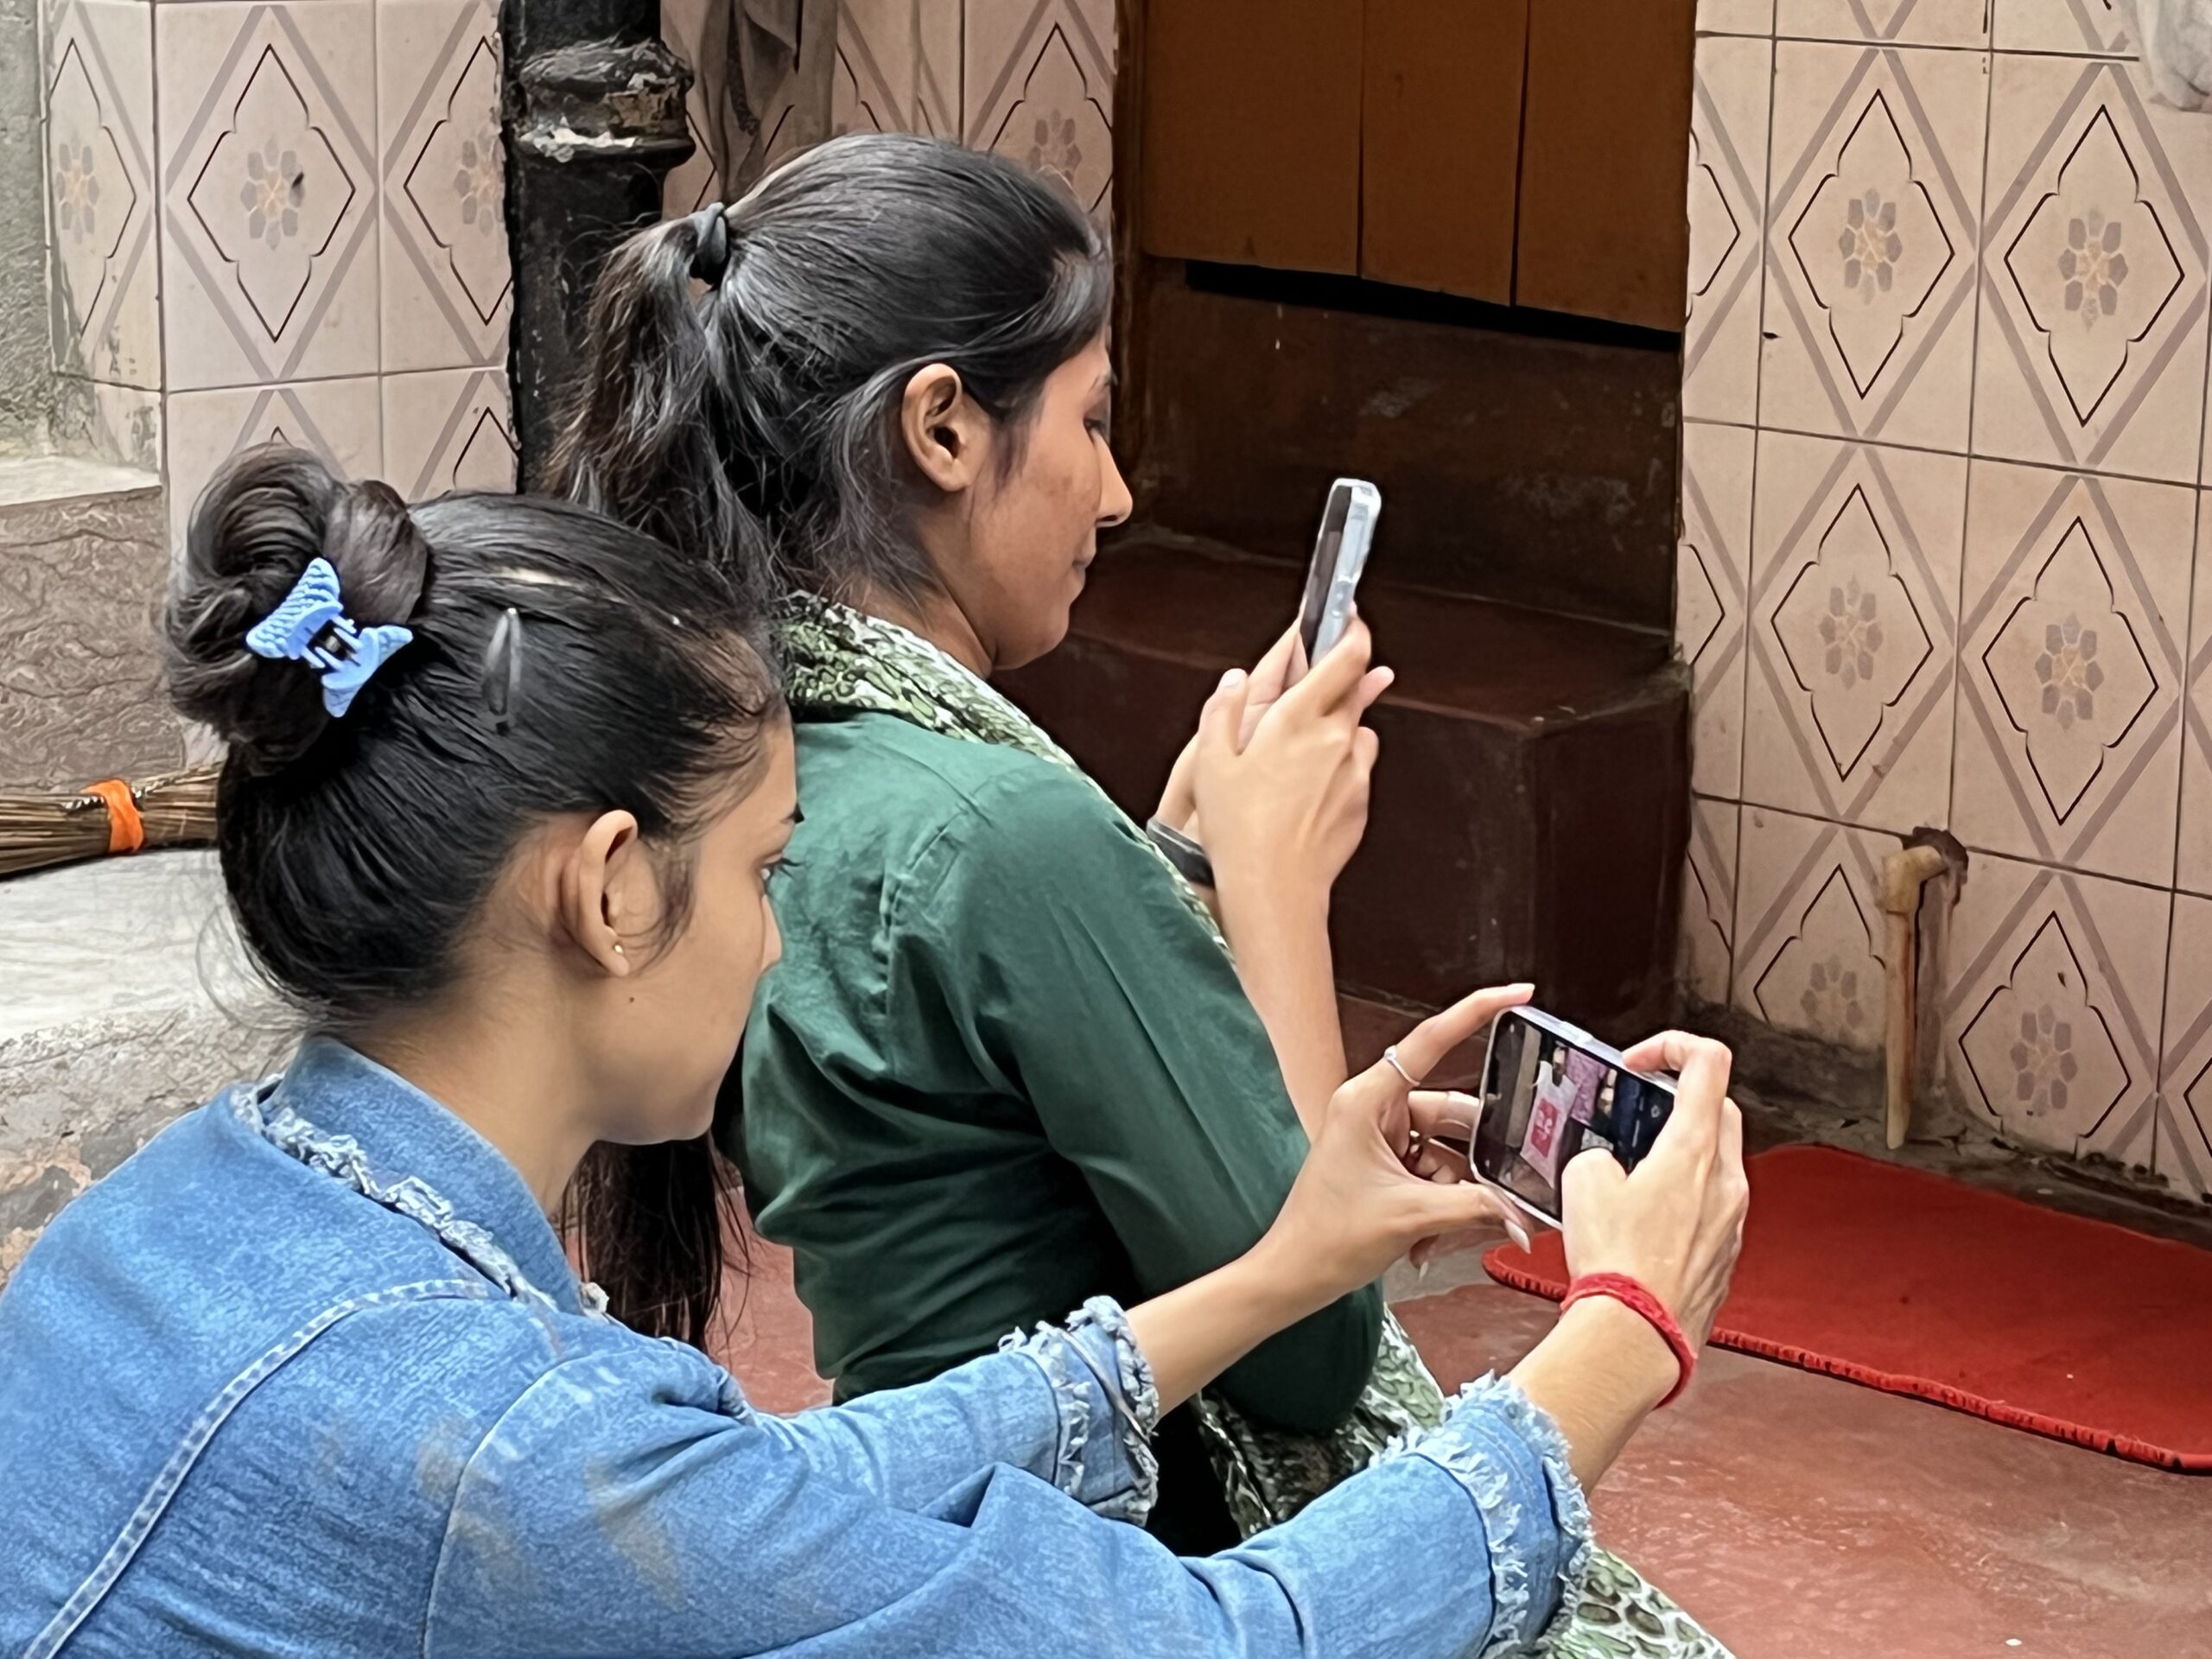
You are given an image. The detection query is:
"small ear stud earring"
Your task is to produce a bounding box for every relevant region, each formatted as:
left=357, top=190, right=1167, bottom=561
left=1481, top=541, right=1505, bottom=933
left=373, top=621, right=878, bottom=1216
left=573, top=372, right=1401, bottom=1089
left=613, top=944, right=626, bottom=957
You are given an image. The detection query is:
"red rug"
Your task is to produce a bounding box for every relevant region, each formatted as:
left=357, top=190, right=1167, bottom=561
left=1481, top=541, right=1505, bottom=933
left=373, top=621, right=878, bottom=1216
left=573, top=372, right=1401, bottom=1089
left=1482, top=1145, right=2212, bottom=1471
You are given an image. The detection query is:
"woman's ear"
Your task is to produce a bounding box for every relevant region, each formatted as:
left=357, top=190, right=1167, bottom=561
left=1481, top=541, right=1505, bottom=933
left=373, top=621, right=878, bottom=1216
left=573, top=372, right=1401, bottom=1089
left=557, top=810, right=647, bottom=977
left=899, top=363, right=985, bottom=494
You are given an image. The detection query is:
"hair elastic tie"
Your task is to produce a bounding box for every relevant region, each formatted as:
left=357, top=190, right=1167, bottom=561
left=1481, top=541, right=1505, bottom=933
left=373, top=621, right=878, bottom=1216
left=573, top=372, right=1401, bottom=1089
left=82, top=779, right=143, bottom=855
left=244, top=556, right=414, bottom=718
left=689, top=204, right=731, bottom=286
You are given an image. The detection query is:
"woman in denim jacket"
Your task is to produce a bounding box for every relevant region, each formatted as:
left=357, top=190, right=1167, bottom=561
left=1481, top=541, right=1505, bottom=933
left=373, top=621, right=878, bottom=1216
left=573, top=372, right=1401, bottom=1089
left=0, top=448, right=1748, bottom=1657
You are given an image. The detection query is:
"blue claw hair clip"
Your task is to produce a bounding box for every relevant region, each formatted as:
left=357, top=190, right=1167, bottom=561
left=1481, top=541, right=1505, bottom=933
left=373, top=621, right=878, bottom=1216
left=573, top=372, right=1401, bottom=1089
left=244, top=556, right=415, bottom=718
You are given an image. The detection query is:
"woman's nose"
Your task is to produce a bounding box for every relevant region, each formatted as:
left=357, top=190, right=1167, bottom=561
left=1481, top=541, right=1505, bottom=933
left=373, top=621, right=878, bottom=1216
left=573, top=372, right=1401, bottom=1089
left=1098, top=445, right=1133, bottom=528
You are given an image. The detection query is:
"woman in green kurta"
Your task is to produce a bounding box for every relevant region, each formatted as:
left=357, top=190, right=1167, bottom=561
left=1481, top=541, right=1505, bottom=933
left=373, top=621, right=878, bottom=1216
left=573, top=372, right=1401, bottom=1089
left=556, top=133, right=1732, bottom=1656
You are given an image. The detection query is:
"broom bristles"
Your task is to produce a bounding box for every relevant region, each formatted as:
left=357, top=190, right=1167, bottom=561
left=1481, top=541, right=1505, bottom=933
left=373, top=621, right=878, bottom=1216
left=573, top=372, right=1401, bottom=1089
left=0, top=765, right=221, bottom=880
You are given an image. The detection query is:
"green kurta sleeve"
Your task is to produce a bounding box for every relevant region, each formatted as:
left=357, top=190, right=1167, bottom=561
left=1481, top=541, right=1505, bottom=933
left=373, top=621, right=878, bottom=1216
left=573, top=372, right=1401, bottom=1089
left=887, top=764, right=1383, bottom=1436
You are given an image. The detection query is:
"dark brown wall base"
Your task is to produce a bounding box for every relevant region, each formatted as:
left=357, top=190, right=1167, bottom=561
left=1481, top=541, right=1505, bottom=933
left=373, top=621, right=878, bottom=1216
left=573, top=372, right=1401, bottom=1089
left=1004, top=537, right=1690, bottom=1036
left=1126, top=264, right=1685, bottom=632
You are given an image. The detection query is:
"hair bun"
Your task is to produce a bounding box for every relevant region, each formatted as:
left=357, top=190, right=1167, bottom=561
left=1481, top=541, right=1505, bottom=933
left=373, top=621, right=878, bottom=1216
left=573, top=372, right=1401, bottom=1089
left=324, top=477, right=431, bottom=627
left=163, top=448, right=429, bottom=774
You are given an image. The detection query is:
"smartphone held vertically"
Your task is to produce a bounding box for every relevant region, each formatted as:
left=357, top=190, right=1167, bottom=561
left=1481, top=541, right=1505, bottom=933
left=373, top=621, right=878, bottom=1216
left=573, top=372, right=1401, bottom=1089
left=1471, top=1008, right=1677, bottom=1228
left=1294, top=478, right=1381, bottom=679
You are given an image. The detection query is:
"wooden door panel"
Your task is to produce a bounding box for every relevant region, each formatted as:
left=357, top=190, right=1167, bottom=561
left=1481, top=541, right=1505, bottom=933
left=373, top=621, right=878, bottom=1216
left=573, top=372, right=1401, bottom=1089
left=1516, top=0, right=1695, bottom=329
left=1140, top=0, right=1363, bottom=274
left=1361, top=0, right=1529, bottom=305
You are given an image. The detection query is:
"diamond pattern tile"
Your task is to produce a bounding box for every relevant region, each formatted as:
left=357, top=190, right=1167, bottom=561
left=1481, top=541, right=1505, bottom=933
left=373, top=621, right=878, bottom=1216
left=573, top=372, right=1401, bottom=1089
left=2170, top=493, right=2212, bottom=896
left=1777, top=0, right=1990, bottom=46
left=1683, top=795, right=1741, bottom=1006
left=917, top=0, right=962, bottom=137
left=1993, top=0, right=2133, bottom=53
left=1681, top=421, right=1757, bottom=798
left=2156, top=891, right=2212, bottom=1198
left=379, top=0, right=510, bottom=373
left=163, top=377, right=383, bottom=555
left=1732, top=803, right=1900, bottom=1050
left=1954, top=461, right=2191, bottom=887
left=1942, top=846, right=2165, bottom=1165
left=1763, top=42, right=1987, bottom=452
left=156, top=2, right=378, bottom=391
left=1744, top=430, right=1964, bottom=834
left=1975, top=54, right=2212, bottom=486
left=964, top=0, right=1115, bottom=213
left=1686, top=35, right=1771, bottom=424
left=834, top=0, right=918, bottom=137
left=382, top=367, right=516, bottom=499
left=46, top=0, right=158, bottom=391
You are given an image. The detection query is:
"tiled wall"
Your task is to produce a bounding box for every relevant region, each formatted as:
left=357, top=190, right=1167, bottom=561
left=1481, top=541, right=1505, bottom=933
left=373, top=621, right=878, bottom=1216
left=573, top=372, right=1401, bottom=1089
left=41, top=0, right=518, bottom=535
left=1680, top=0, right=2212, bottom=1201
left=663, top=0, right=1114, bottom=219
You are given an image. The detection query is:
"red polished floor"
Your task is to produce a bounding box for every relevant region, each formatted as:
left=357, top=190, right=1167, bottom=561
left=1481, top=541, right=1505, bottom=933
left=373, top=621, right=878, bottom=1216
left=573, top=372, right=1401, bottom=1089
left=712, top=1240, right=2210, bottom=1656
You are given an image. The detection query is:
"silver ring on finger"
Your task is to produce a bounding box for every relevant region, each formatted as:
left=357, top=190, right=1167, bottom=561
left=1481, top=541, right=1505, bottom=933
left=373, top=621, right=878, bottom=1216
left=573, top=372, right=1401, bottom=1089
left=1382, top=1045, right=1422, bottom=1088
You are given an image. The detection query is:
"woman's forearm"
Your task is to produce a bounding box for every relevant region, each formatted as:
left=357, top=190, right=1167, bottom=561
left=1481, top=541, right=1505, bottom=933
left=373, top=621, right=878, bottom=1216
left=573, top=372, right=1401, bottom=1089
left=1506, top=1298, right=1679, bottom=1491
left=1123, top=1234, right=1318, bottom=1415
left=1211, top=869, right=1346, bottom=1135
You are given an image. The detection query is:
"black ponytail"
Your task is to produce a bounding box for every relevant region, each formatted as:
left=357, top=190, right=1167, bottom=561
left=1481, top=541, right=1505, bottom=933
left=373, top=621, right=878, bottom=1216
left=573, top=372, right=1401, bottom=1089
left=550, top=132, right=1113, bottom=608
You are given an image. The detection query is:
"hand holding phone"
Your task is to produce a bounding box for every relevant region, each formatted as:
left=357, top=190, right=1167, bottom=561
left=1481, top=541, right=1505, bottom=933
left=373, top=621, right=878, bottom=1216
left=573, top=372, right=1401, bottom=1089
left=1557, top=1030, right=1748, bottom=1352
left=1472, top=1008, right=1681, bottom=1229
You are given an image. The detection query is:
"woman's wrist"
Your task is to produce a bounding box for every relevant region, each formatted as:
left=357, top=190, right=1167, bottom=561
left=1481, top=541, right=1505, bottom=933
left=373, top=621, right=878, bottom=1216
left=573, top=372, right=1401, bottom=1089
left=1211, top=854, right=1331, bottom=936
left=1239, top=1219, right=1344, bottom=1332
left=1552, top=1297, right=1680, bottom=1414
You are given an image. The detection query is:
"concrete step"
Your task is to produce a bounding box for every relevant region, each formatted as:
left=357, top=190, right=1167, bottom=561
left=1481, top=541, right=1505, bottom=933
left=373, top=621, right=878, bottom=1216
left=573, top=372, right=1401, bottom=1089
left=0, top=851, right=276, bottom=1284
left=1002, top=533, right=1690, bottom=1037
left=0, top=453, right=187, bottom=792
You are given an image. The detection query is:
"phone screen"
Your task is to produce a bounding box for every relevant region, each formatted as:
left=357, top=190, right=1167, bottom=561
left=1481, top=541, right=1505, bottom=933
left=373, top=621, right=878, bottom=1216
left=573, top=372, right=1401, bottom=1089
left=1472, top=1012, right=1675, bottom=1225
left=1299, top=486, right=1352, bottom=663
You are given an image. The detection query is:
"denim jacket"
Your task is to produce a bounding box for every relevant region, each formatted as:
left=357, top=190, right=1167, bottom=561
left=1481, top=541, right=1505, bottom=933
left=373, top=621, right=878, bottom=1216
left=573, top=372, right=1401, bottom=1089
left=0, top=1039, right=1591, bottom=1657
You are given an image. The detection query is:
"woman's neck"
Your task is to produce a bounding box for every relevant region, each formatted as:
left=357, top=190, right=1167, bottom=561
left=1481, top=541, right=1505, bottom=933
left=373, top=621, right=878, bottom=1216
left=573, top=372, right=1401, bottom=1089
left=353, top=1003, right=597, bottom=1213
left=848, top=583, right=993, bottom=678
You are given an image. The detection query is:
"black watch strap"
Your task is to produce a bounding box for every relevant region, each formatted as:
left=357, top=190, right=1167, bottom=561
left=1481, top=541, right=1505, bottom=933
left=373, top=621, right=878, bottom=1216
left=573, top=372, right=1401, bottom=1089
left=1145, top=817, right=1216, bottom=890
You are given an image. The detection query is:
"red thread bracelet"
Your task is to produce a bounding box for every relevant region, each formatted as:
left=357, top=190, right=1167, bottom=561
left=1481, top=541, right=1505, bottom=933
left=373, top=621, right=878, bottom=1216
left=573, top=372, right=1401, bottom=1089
left=1560, top=1273, right=1695, bottom=1408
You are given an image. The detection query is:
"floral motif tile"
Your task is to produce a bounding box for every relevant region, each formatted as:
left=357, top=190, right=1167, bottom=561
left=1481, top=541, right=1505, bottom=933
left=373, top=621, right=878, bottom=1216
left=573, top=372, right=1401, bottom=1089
left=1744, top=431, right=1966, bottom=834
left=1732, top=803, right=1900, bottom=1049
left=378, top=0, right=509, bottom=373
left=382, top=368, right=517, bottom=499
left=1777, top=0, right=1990, bottom=47
left=1686, top=35, right=1772, bottom=425
left=2171, top=493, right=2212, bottom=895
left=156, top=2, right=379, bottom=392
left=1683, top=795, right=1741, bottom=1006
left=964, top=0, right=1115, bottom=213
left=46, top=0, right=159, bottom=391
left=834, top=0, right=918, bottom=137
left=1681, top=421, right=1758, bottom=798
left=1954, top=460, right=2192, bottom=886
left=2155, top=892, right=2212, bottom=1198
left=163, top=377, right=382, bottom=555
left=1762, top=43, right=1988, bottom=453
left=1992, top=0, right=2133, bottom=53
left=1942, top=845, right=2165, bottom=1165
left=1975, top=54, right=2212, bottom=486
left=1700, top=0, right=1775, bottom=32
